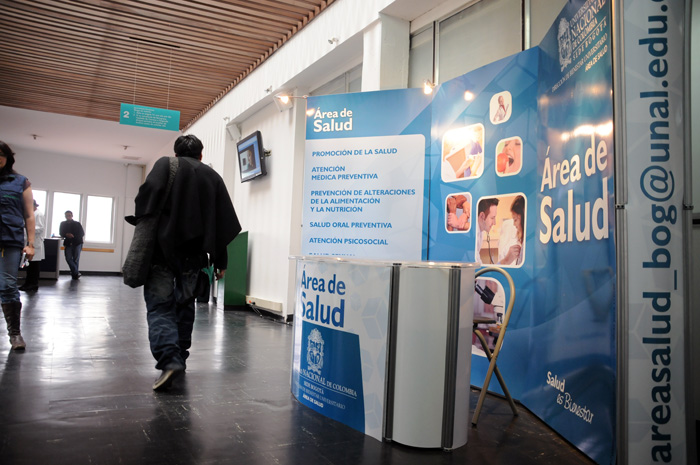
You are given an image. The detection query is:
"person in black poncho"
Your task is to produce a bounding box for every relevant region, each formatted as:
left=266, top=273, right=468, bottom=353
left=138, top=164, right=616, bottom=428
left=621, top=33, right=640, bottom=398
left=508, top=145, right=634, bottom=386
left=133, top=134, right=241, bottom=391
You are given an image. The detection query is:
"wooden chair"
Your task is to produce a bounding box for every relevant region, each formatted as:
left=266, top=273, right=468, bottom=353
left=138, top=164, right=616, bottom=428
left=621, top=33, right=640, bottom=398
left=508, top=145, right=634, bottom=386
left=471, top=266, right=518, bottom=426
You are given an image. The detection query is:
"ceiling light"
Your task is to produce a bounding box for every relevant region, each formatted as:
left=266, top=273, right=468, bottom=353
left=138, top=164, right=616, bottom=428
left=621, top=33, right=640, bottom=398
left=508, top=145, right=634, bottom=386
left=423, top=80, right=435, bottom=95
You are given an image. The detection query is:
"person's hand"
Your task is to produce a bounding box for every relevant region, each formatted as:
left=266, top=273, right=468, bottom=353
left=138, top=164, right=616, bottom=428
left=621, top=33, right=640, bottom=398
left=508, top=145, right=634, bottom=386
left=215, top=269, right=226, bottom=280
left=456, top=213, right=469, bottom=230
left=462, top=203, right=471, bottom=225
left=502, top=244, right=521, bottom=264
left=447, top=213, right=461, bottom=229
left=66, top=233, right=74, bottom=238
left=447, top=196, right=457, bottom=214
left=456, top=157, right=473, bottom=178
left=470, top=155, right=482, bottom=174
left=23, top=245, right=34, bottom=261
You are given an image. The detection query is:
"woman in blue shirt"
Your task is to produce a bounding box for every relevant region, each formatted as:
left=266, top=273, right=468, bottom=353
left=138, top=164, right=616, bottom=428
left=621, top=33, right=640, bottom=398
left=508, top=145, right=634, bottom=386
left=0, top=141, right=36, bottom=350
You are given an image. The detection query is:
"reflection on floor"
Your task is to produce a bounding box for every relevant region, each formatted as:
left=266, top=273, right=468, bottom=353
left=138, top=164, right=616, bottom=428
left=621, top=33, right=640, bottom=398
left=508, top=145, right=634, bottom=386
left=0, top=275, right=594, bottom=464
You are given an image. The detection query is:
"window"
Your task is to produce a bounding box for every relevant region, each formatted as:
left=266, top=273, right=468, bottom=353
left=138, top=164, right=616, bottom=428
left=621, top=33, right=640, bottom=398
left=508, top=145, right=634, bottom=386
left=531, top=0, right=569, bottom=46
left=50, top=192, right=81, bottom=238
left=42, top=191, right=116, bottom=243
left=85, top=195, right=114, bottom=243
left=408, top=25, right=434, bottom=89
left=409, top=0, right=563, bottom=89
left=310, top=64, right=363, bottom=96
left=32, top=189, right=47, bottom=217
left=346, top=66, right=362, bottom=93
left=436, top=0, right=521, bottom=84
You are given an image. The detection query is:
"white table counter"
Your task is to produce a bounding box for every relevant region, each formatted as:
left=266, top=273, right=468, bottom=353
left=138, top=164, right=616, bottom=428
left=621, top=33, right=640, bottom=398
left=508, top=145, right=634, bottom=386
left=290, top=256, right=476, bottom=450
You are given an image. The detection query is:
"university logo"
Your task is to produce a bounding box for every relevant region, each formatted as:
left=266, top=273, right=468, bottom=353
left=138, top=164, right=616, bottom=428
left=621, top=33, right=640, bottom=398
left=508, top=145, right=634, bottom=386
left=558, top=18, right=572, bottom=72
left=307, top=329, right=324, bottom=375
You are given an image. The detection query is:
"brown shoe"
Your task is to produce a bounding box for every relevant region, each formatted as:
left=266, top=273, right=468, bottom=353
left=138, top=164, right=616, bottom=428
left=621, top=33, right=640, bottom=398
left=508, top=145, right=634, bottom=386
left=3, top=302, right=26, bottom=350
left=10, top=334, right=25, bottom=350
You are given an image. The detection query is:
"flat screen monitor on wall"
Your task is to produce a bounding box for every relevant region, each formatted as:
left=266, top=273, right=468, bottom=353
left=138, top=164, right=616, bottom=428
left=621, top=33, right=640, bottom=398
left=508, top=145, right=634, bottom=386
left=236, top=130, right=267, bottom=182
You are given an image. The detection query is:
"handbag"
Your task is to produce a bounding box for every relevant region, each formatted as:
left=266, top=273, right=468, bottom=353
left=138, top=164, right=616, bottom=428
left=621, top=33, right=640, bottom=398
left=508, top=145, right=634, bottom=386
left=122, top=157, right=179, bottom=288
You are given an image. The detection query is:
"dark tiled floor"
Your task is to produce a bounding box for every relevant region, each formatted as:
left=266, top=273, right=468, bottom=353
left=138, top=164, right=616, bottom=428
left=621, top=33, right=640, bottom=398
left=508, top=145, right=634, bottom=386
left=0, top=275, right=594, bottom=465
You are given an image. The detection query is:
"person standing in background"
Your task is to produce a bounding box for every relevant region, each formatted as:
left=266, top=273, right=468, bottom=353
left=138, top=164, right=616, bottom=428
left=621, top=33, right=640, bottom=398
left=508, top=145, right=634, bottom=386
left=59, top=210, right=84, bottom=280
left=0, top=141, right=35, bottom=350
left=20, top=199, right=45, bottom=292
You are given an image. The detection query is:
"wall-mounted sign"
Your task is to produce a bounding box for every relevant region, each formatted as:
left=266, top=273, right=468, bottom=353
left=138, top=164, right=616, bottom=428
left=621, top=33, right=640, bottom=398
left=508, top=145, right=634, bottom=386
left=119, top=103, right=180, bottom=131
left=623, top=0, right=688, bottom=463
left=303, top=89, right=432, bottom=261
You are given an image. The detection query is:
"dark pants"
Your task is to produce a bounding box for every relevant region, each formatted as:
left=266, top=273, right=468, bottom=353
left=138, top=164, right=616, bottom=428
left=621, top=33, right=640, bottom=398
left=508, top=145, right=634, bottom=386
left=24, top=261, right=40, bottom=288
left=143, top=254, right=202, bottom=371
left=64, top=243, right=82, bottom=278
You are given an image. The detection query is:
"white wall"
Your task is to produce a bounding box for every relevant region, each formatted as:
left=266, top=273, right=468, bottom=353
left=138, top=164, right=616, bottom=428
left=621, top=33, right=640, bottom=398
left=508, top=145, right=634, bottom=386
left=17, top=148, right=143, bottom=273
left=234, top=106, right=298, bottom=310
left=188, top=96, right=308, bottom=317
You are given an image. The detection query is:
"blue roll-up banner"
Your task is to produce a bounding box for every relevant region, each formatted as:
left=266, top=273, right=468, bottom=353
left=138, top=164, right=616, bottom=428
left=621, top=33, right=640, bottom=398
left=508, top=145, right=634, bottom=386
left=524, top=2, right=616, bottom=463
left=294, top=0, right=620, bottom=462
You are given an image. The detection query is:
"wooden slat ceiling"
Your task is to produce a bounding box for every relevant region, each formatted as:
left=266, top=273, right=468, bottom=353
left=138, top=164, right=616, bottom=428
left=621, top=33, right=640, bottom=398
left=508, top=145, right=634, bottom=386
left=0, top=0, right=333, bottom=130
